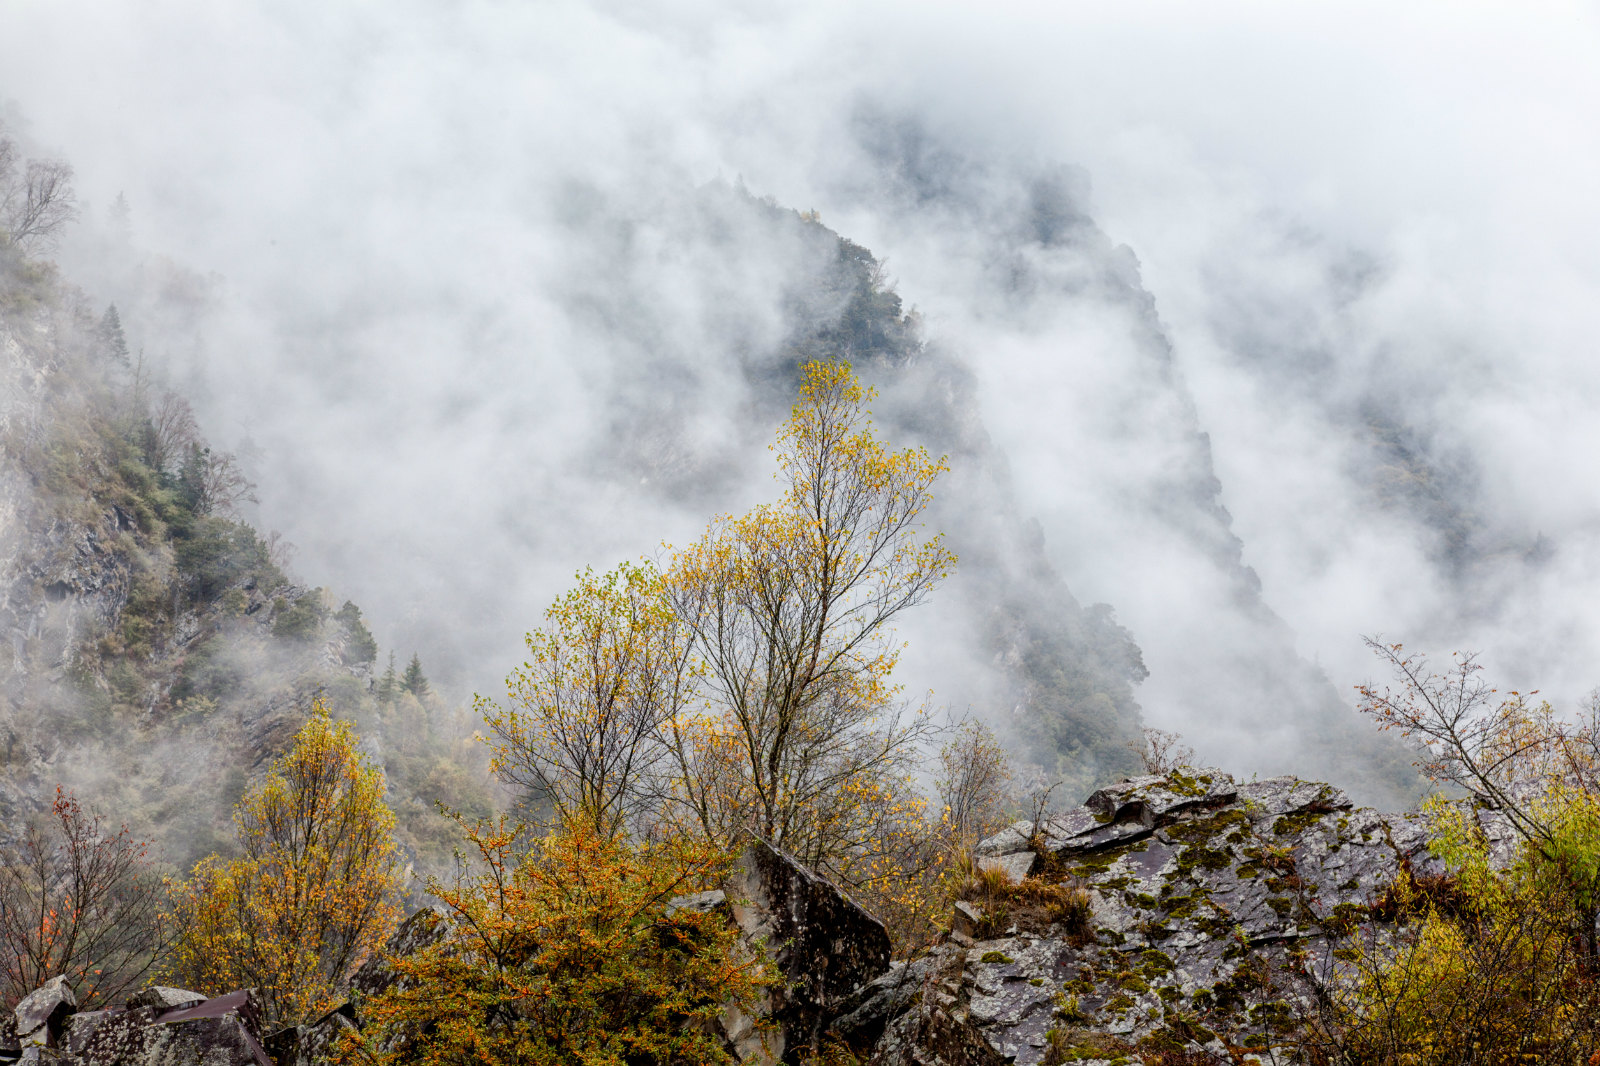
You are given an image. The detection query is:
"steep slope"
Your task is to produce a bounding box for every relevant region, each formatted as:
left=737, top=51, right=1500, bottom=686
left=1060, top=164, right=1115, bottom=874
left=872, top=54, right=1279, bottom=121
left=0, top=243, right=492, bottom=874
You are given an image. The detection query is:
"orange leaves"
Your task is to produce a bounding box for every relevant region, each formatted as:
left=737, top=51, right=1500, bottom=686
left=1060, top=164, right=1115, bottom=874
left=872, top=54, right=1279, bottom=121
left=168, top=701, right=402, bottom=1025
left=343, top=816, right=771, bottom=1066
left=0, top=787, right=171, bottom=1009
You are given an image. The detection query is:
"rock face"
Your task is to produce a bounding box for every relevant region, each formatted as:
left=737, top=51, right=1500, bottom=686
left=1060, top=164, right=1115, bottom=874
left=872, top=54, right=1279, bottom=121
left=849, top=768, right=1508, bottom=1065
left=724, top=837, right=893, bottom=1064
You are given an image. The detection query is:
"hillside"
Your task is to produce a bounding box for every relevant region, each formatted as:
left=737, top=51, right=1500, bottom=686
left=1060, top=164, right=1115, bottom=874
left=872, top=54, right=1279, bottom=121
left=0, top=240, right=494, bottom=876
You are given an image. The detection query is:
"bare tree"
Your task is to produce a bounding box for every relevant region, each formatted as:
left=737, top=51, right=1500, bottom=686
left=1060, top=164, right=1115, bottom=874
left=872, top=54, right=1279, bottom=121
left=936, top=720, right=1011, bottom=851
left=264, top=530, right=297, bottom=573
left=0, top=789, right=173, bottom=1008
left=147, top=392, right=200, bottom=474
left=0, top=139, right=77, bottom=253
left=199, top=449, right=259, bottom=517
left=1133, top=726, right=1196, bottom=775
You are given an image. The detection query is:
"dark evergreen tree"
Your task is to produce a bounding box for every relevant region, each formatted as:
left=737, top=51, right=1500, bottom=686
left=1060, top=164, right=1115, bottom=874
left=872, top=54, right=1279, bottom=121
left=336, top=601, right=378, bottom=665
left=376, top=652, right=398, bottom=705
left=176, top=444, right=210, bottom=515
left=97, top=304, right=129, bottom=364
left=401, top=653, right=428, bottom=699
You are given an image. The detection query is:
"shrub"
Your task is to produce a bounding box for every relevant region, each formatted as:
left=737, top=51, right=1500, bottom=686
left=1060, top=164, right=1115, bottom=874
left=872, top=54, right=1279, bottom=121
left=952, top=858, right=1093, bottom=943
left=342, top=814, right=772, bottom=1066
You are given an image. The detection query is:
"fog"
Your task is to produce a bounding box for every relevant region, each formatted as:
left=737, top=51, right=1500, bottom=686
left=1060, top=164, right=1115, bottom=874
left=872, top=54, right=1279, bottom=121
left=4, top=1, right=1600, bottom=786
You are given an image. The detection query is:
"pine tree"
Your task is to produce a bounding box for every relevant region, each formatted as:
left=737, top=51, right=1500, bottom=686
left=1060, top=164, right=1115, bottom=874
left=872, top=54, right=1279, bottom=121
left=97, top=304, right=129, bottom=364
left=376, top=652, right=398, bottom=705
left=108, top=191, right=130, bottom=235
left=401, top=653, right=429, bottom=698
left=336, top=601, right=378, bottom=665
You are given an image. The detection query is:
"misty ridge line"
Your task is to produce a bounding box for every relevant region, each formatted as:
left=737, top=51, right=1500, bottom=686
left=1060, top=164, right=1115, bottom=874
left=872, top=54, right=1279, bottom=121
left=0, top=4, right=1593, bottom=829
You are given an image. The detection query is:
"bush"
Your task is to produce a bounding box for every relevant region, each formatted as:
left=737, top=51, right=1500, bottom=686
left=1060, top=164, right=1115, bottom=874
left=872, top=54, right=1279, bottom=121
left=344, top=815, right=772, bottom=1066
left=0, top=788, right=172, bottom=1008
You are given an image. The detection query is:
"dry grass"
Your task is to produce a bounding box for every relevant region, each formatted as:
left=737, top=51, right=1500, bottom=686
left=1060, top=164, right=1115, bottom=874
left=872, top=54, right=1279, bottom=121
left=951, top=856, right=1093, bottom=944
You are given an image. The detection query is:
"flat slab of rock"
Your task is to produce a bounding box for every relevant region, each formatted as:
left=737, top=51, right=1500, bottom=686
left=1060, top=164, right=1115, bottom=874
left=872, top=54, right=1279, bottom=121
left=727, top=836, right=891, bottom=1063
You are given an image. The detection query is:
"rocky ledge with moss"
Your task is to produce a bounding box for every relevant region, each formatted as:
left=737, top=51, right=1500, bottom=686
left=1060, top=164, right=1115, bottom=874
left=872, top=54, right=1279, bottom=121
left=834, top=767, right=1512, bottom=1066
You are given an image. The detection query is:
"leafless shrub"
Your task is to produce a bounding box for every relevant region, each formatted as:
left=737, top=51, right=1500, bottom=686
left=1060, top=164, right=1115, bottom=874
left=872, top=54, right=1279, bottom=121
left=1134, top=727, right=1196, bottom=775
left=0, top=788, right=173, bottom=1008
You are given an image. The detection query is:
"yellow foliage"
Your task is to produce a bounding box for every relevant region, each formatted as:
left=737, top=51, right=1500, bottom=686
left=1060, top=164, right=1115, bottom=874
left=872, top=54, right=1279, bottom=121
left=482, top=560, right=690, bottom=837
left=167, top=701, right=402, bottom=1025
left=1310, top=787, right=1600, bottom=1064
left=661, top=360, right=954, bottom=880
left=340, top=814, right=772, bottom=1066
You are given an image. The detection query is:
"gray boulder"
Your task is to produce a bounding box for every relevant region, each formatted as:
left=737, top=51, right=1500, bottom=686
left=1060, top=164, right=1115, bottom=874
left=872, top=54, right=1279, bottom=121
left=122, top=988, right=205, bottom=1013
left=44, top=988, right=271, bottom=1066
left=726, top=836, right=893, bottom=1065
left=15, top=977, right=74, bottom=1049
left=349, top=905, right=446, bottom=1002
left=871, top=769, right=1506, bottom=1065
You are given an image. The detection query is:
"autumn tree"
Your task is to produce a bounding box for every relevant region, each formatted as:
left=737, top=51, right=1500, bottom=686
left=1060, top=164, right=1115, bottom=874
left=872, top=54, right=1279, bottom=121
left=482, top=561, right=690, bottom=837
left=1358, top=639, right=1600, bottom=967
left=342, top=814, right=771, bottom=1066
left=0, top=133, right=77, bottom=253
left=0, top=788, right=172, bottom=1008
left=168, top=702, right=402, bottom=1025
left=660, top=360, right=954, bottom=878
left=1283, top=640, right=1600, bottom=1062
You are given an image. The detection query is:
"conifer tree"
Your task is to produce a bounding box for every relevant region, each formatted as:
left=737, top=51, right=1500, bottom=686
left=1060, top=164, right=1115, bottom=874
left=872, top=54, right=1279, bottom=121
left=376, top=652, right=398, bottom=705
left=97, top=304, right=129, bottom=364
left=336, top=601, right=378, bottom=665
left=401, top=653, right=429, bottom=698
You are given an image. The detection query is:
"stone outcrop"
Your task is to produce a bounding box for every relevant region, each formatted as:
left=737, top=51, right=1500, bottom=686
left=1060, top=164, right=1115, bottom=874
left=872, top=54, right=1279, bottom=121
left=847, top=768, right=1511, bottom=1065
left=3, top=980, right=272, bottom=1066
left=723, top=836, right=894, bottom=1064
left=0, top=771, right=1490, bottom=1065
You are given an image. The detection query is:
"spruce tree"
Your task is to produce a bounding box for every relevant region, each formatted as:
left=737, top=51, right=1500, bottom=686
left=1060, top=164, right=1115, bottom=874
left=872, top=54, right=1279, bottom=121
left=97, top=304, right=129, bottom=364
left=401, top=653, right=429, bottom=698
left=376, top=652, right=398, bottom=705
left=336, top=601, right=378, bottom=665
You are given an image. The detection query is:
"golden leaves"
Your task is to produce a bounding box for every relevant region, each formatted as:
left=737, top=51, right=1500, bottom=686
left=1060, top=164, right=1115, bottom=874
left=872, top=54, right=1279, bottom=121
left=341, top=816, right=771, bottom=1066
left=167, top=701, right=402, bottom=1026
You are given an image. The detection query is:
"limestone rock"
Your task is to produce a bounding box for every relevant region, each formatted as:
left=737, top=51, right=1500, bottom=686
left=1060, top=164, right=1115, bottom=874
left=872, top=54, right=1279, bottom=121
left=123, top=987, right=205, bottom=1012
left=15, top=977, right=75, bottom=1048
left=349, top=905, right=446, bottom=1001
left=866, top=769, right=1507, bottom=1064
left=265, top=1004, right=358, bottom=1066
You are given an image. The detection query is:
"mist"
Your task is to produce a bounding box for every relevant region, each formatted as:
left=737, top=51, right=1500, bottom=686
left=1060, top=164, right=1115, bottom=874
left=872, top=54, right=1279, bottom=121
left=4, top=0, right=1600, bottom=789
